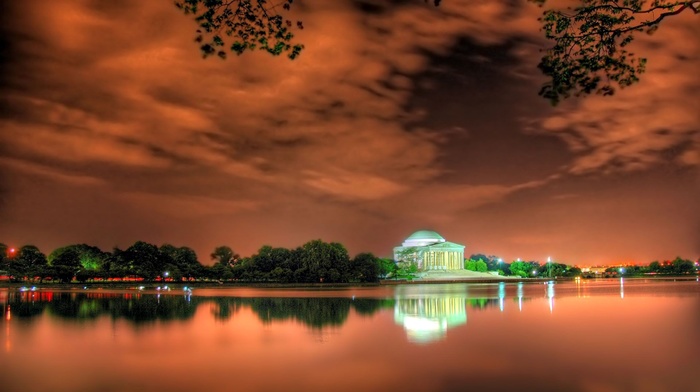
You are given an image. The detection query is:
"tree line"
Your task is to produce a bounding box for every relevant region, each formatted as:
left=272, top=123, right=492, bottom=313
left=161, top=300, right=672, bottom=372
left=1, top=242, right=695, bottom=283
left=463, top=254, right=698, bottom=278
left=0, top=240, right=394, bottom=284
left=605, top=258, right=697, bottom=276
left=463, top=254, right=584, bottom=278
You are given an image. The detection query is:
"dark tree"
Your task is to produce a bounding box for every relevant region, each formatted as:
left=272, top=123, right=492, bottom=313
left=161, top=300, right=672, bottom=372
left=49, top=246, right=82, bottom=283
left=122, top=241, right=163, bottom=281
left=671, top=256, right=695, bottom=274
left=211, top=245, right=239, bottom=267
left=299, top=240, right=351, bottom=283
left=0, top=243, right=8, bottom=272
left=350, top=253, right=381, bottom=283
left=245, top=245, right=293, bottom=280
left=6, top=245, right=47, bottom=281
left=173, top=246, right=203, bottom=279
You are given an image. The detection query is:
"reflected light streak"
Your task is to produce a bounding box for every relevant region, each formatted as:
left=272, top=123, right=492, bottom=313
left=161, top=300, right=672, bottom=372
left=498, top=282, right=505, bottom=312
left=5, top=305, right=10, bottom=353
left=620, top=278, right=625, bottom=299
left=575, top=277, right=582, bottom=298
left=517, top=282, right=523, bottom=312
left=547, top=282, right=555, bottom=313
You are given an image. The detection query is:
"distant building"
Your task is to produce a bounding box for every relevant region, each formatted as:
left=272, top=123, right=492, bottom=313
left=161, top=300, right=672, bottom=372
left=581, top=266, right=608, bottom=275
left=393, top=230, right=465, bottom=270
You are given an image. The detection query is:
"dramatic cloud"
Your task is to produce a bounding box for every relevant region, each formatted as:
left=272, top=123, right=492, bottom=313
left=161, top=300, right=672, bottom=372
left=0, top=0, right=696, bottom=263
left=537, top=11, right=700, bottom=175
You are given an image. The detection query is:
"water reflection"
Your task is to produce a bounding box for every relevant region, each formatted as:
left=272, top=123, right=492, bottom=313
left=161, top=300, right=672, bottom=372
left=0, top=283, right=552, bottom=342
left=620, top=277, right=625, bottom=298
left=1, top=279, right=697, bottom=339
left=391, top=285, right=511, bottom=343
left=1, top=281, right=698, bottom=392
left=0, top=291, right=397, bottom=329
left=517, top=282, right=524, bottom=311
left=393, top=295, right=467, bottom=343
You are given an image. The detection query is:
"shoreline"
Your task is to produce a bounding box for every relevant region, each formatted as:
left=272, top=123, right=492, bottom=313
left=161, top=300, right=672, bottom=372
left=1, top=275, right=697, bottom=290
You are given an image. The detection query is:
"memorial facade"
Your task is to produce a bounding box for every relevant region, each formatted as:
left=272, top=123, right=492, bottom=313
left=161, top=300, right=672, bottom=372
left=393, top=230, right=465, bottom=270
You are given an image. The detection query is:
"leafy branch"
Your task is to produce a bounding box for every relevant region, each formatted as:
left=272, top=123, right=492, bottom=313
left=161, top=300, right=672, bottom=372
left=174, top=0, right=304, bottom=59
left=534, top=0, right=699, bottom=104
left=175, top=1, right=699, bottom=104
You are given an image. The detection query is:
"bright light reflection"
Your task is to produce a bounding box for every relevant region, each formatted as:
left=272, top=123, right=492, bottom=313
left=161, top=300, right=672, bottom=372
left=517, top=282, right=523, bottom=312
left=498, top=282, right=505, bottom=312
left=547, top=282, right=555, bottom=313
left=620, top=278, right=625, bottom=299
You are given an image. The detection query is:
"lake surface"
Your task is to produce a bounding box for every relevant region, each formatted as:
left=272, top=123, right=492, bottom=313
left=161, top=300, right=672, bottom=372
left=1, top=279, right=698, bottom=392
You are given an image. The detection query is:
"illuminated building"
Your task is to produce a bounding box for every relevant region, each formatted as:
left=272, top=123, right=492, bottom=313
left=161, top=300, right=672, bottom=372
left=393, top=230, right=465, bottom=270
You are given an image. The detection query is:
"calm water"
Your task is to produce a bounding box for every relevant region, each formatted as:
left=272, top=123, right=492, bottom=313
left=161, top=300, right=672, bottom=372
left=1, top=279, right=699, bottom=392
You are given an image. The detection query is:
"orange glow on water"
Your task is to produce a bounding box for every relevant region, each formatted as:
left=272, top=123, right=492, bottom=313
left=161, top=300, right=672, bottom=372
left=1, top=281, right=699, bottom=391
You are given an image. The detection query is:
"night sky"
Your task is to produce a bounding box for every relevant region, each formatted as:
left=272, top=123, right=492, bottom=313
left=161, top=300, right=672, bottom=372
left=0, top=0, right=698, bottom=265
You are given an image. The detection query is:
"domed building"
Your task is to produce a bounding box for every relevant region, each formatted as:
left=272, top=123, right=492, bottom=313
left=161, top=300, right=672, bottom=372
left=393, top=230, right=465, bottom=270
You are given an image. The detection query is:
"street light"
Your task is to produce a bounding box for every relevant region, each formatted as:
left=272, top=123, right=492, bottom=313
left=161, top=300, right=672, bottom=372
left=547, top=256, right=552, bottom=278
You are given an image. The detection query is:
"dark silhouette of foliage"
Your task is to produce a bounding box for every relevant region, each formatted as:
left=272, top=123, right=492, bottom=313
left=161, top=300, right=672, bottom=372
left=174, top=0, right=304, bottom=59
left=534, top=0, right=699, bottom=104
left=210, top=245, right=240, bottom=267
left=176, top=0, right=699, bottom=104
left=4, top=293, right=391, bottom=329
left=8, top=245, right=47, bottom=281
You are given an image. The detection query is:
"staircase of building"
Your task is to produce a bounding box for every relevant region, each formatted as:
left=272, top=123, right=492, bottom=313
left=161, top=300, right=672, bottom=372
left=418, top=269, right=506, bottom=280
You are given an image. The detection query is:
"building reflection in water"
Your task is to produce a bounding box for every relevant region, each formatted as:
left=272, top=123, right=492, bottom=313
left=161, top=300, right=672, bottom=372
left=394, top=294, right=467, bottom=344
left=392, top=286, right=472, bottom=344
left=392, top=282, right=563, bottom=342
